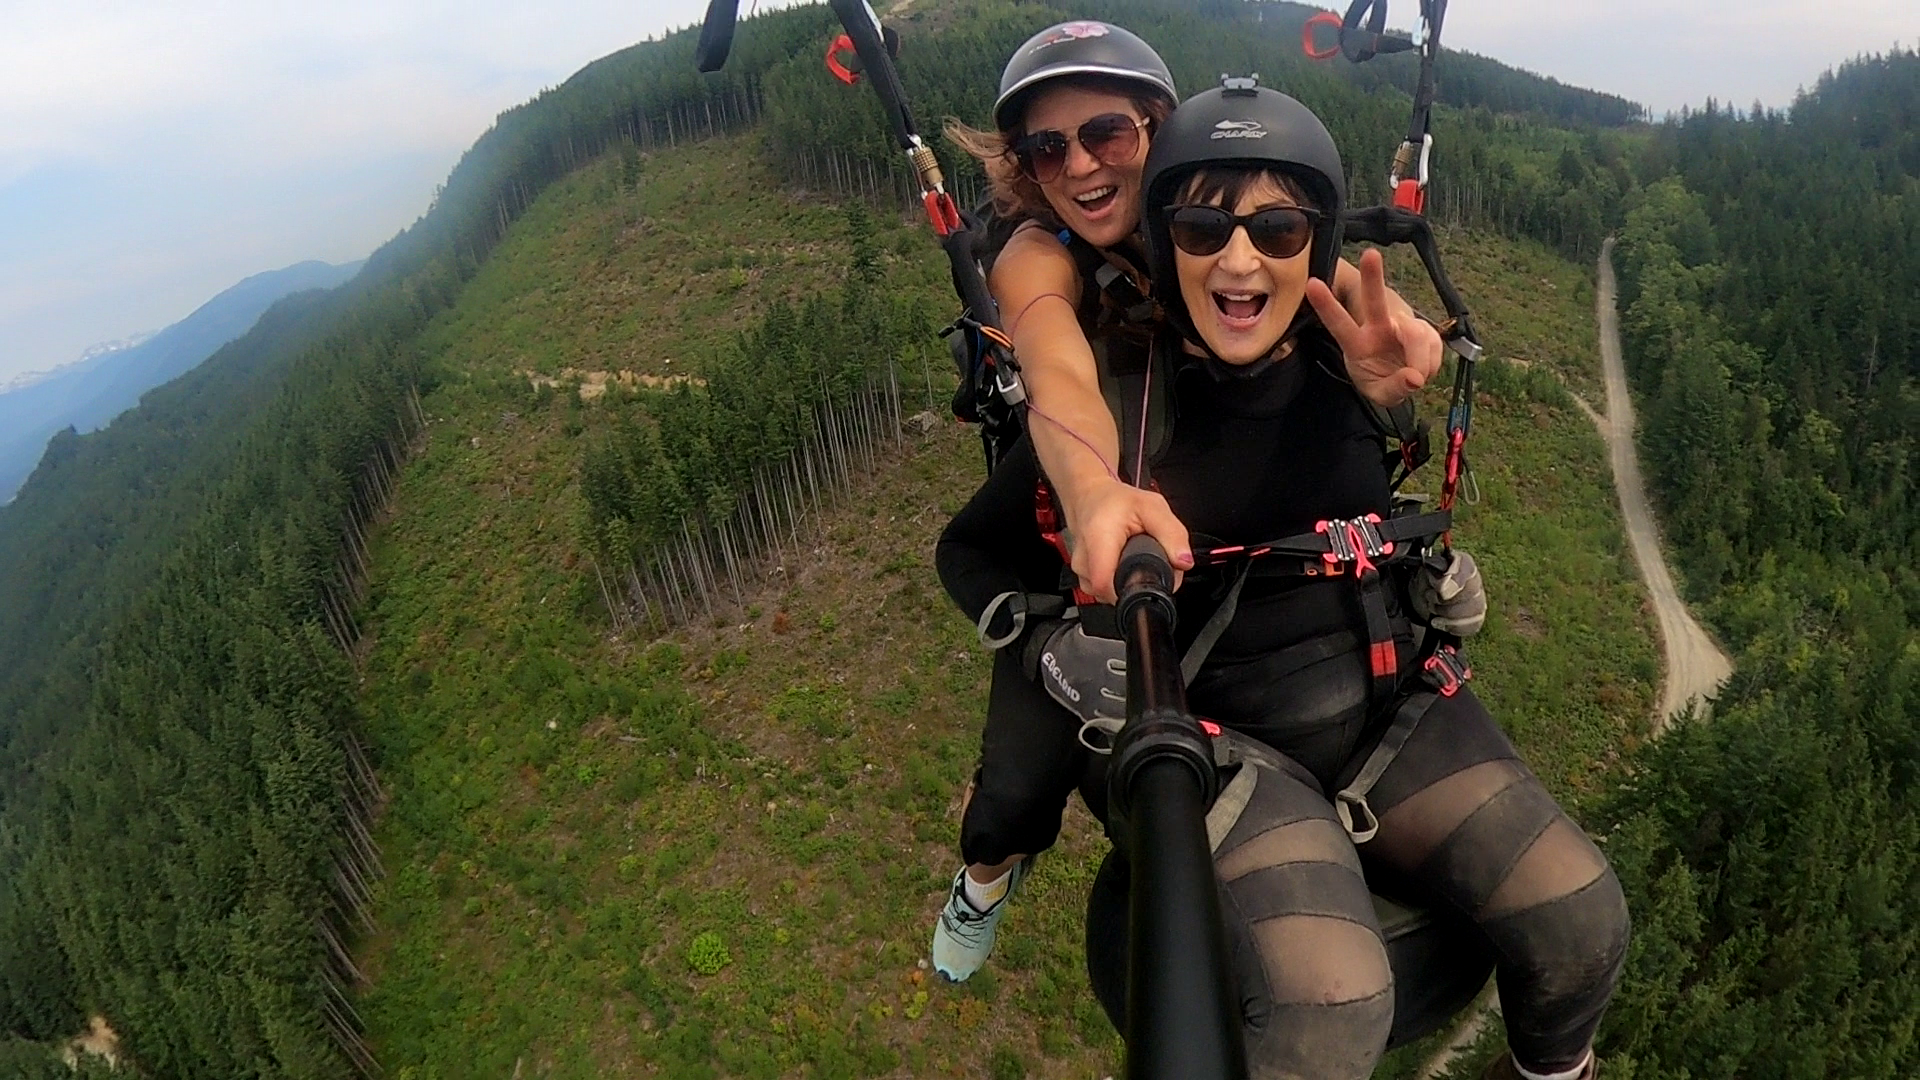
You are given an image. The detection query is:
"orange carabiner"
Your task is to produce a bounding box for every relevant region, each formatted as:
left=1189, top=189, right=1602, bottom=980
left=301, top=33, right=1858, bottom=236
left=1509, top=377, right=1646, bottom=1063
left=1302, top=11, right=1343, bottom=59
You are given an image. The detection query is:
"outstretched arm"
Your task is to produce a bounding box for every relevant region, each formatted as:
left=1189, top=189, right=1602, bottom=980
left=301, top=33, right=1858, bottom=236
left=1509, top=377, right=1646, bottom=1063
left=991, top=228, right=1191, bottom=604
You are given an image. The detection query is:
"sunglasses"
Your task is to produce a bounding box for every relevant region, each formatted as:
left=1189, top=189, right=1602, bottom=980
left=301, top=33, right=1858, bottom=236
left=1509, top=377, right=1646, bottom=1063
left=1011, top=113, right=1149, bottom=184
left=1167, top=204, right=1322, bottom=260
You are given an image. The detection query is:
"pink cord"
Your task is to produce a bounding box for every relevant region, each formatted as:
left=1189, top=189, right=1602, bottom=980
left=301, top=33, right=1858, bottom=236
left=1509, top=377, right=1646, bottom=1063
left=1009, top=292, right=1073, bottom=334
left=1025, top=401, right=1120, bottom=482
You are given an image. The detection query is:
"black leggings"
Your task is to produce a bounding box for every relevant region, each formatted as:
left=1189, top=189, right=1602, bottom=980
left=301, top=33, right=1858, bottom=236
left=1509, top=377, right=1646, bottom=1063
left=960, top=646, right=1628, bottom=1076
left=1203, top=684, right=1628, bottom=1077
left=960, top=647, right=1089, bottom=868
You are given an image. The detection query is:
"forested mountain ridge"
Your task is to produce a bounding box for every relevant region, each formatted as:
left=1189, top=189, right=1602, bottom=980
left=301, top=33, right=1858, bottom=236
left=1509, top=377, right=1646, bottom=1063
left=0, top=259, right=364, bottom=505
left=0, top=2, right=1911, bottom=1077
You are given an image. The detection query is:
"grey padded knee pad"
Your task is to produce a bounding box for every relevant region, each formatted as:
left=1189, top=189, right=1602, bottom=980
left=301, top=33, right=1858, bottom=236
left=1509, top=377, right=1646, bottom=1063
left=1484, top=865, right=1631, bottom=1070
left=1241, top=996, right=1396, bottom=1080
left=1214, top=745, right=1394, bottom=1080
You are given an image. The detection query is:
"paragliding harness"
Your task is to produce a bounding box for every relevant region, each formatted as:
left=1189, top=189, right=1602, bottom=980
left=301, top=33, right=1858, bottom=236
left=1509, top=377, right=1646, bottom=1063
left=1013, top=223, right=1470, bottom=723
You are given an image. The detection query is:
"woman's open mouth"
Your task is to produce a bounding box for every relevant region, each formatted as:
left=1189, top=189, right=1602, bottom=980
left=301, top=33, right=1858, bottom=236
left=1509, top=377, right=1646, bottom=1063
left=1212, top=291, right=1269, bottom=328
left=1072, top=186, right=1119, bottom=216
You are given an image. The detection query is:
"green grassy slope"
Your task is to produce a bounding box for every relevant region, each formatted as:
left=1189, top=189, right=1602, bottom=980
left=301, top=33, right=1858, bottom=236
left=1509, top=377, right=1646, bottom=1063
left=351, top=129, right=1656, bottom=1079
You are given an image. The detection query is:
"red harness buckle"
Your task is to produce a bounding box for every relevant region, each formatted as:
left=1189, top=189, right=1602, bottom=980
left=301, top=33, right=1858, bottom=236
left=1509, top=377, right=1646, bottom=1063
left=1423, top=646, right=1472, bottom=697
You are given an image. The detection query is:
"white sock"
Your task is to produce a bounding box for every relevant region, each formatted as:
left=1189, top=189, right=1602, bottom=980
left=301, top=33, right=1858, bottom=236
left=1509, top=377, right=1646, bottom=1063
left=962, top=865, right=1012, bottom=911
left=1515, top=1050, right=1592, bottom=1080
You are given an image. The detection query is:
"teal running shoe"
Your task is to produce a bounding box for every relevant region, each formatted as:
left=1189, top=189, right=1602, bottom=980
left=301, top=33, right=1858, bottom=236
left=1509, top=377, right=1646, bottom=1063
left=931, top=861, right=1028, bottom=982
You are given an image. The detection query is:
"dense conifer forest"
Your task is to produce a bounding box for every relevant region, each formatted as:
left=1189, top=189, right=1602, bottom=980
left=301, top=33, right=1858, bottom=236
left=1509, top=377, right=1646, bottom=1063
left=1593, top=50, right=1918, bottom=1076
left=0, top=0, right=1911, bottom=1074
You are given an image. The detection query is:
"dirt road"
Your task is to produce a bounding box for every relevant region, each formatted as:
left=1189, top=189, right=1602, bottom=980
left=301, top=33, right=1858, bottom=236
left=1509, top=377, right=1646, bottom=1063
left=1414, top=240, right=1736, bottom=1080
left=1594, top=238, right=1733, bottom=727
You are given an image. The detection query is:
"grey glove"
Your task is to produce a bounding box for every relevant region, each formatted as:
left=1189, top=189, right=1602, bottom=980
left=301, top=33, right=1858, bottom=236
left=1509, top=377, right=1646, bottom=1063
left=1411, top=549, right=1487, bottom=637
left=1023, top=616, right=1127, bottom=742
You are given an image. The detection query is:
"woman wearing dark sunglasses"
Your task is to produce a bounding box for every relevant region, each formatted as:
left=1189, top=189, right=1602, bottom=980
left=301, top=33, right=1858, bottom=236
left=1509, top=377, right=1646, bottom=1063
left=946, top=22, right=1444, bottom=609
left=1117, top=82, right=1624, bottom=1080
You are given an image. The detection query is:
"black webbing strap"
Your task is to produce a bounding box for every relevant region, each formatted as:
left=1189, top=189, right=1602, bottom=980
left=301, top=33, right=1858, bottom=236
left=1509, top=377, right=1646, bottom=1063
left=1336, top=690, right=1438, bottom=843
left=1187, top=511, right=1449, bottom=711
left=1402, top=0, right=1446, bottom=152
left=1060, top=231, right=1155, bottom=326
left=1180, top=564, right=1249, bottom=686
left=1060, top=233, right=1166, bottom=484
left=1336, top=0, right=1421, bottom=63
left=1112, top=349, right=1153, bottom=487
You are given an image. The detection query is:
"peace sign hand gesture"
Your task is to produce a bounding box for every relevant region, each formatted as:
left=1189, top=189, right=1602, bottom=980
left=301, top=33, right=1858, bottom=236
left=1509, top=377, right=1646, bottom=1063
left=1305, top=247, right=1444, bottom=407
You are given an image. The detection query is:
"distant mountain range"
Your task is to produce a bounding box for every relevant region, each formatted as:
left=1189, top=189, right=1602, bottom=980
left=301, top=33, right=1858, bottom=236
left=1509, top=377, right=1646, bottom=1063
left=2, top=334, right=164, bottom=394
left=0, top=259, right=362, bottom=503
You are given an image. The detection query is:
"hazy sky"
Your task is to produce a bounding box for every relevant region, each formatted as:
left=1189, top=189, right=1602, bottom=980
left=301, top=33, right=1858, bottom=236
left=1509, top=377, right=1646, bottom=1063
left=1, top=0, right=1912, bottom=385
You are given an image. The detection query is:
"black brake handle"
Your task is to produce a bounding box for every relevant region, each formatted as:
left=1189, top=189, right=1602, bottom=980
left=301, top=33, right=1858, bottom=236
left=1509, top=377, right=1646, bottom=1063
left=1343, top=206, right=1481, bottom=353
left=694, top=0, right=739, bottom=73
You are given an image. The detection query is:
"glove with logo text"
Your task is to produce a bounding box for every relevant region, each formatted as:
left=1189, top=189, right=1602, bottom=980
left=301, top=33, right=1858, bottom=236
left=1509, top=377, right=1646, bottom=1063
left=1020, top=616, right=1127, bottom=748
left=1411, top=549, right=1487, bottom=637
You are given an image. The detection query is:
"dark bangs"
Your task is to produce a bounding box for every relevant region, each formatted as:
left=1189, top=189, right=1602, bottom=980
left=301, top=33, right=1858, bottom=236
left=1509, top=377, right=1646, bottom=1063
left=1176, top=167, right=1315, bottom=212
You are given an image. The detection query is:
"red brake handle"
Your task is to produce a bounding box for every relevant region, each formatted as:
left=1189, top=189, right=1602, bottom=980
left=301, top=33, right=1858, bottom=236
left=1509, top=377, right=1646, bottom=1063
left=826, top=33, right=859, bottom=85
left=1302, top=12, right=1343, bottom=60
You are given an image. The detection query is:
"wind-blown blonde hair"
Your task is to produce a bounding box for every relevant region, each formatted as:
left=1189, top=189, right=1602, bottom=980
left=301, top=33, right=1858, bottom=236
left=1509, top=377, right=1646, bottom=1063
left=944, top=74, right=1175, bottom=226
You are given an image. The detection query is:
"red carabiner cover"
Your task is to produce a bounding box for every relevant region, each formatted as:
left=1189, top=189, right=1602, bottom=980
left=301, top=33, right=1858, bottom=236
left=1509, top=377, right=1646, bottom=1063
left=825, top=33, right=859, bottom=85
left=1393, top=177, right=1426, bottom=214
left=1302, top=11, right=1343, bottom=59
left=924, top=191, right=961, bottom=236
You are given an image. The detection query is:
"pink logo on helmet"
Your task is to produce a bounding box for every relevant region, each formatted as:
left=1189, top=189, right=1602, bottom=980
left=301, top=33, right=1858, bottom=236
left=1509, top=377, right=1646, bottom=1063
left=1032, top=21, right=1112, bottom=51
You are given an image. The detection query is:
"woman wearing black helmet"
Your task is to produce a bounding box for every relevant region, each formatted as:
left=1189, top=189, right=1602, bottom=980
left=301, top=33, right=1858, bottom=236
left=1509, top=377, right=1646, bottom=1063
left=928, top=19, right=1448, bottom=988
left=1108, top=79, right=1629, bottom=1080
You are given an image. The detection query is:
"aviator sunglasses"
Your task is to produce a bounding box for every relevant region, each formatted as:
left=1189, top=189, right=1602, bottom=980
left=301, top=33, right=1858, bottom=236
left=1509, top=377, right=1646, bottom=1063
left=1011, top=113, right=1149, bottom=184
left=1167, top=204, right=1322, bottom=260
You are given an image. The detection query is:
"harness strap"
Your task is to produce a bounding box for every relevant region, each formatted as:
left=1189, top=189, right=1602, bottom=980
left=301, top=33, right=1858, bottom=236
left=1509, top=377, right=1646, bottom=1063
left=975, top=590, right=1068, bottom=650
left=1196, top=510, right=1451, bottom=569
left=976, top=590, right=1026, bottom=649
left=1355, top=560, right=1401, bottom=703
left=1180, top=564, right=1250, bottom=686
left=1205, top=757, right=1260, bottom=851
left=1335, top=690, right=1438, bottom=843
left=1114, top=352, right=1153, bottom=487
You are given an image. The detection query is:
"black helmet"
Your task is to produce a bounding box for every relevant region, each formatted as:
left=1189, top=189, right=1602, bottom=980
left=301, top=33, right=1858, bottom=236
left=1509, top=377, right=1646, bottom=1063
left=1141, top=77, right=1347, bottom=339
left=993, top=22, right=1177, bottom=131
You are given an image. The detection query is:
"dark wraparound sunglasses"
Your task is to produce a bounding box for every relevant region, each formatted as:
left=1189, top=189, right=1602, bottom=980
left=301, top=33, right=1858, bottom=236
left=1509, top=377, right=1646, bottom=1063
left=1168, top=204, right=1322, bottom=260
left=1010, top=113, right=1149, bottom=184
